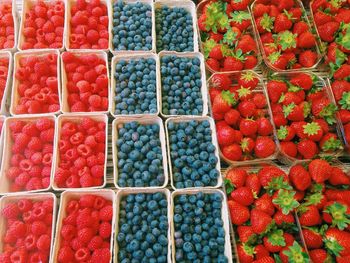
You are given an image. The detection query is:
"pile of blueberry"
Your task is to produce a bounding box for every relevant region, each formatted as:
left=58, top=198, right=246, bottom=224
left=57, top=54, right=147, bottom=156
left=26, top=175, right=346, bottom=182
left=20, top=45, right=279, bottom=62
left=114, top=58, right=158, bottom=115
left=112, top=1, right=153, bottom=51
left=116, top=121, right=165, bottom=187
left=173, top=192, right=228, bottom=262
left=161, top=55, right=203, bottom=116
left=155, top=5, right=194, bottom=52
left=117, top=192, right=168, bottom=262
left=167, top=119, right=219, bottom=188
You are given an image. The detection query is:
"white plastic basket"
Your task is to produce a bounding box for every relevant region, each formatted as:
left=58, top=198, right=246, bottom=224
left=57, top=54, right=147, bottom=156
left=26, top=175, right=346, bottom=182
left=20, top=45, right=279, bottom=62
left=0, top=51, right=12, bottom=115
left=1, top=0, right=19, bottom=53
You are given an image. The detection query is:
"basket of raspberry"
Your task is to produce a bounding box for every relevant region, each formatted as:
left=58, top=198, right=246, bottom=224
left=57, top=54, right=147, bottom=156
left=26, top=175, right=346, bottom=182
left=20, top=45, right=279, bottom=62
left=18, top=0, right=65, bottom=51
left=197, top=0, right=261, bottom=73
left=171, top=189, right=232, bottom=262
left=0, top=192, right=57, bottom=263
left=110, top=52, right=160, bottom=117
left=52, top=190, right=115, bottom=263
left=0, top=51, right=13, bottom=115
left=154, top=0, right=199, bottom=53
left=250, top=0, right=322, bottom=71
left=109, top=0, right=155, bottom=54
left=159, top=51, right=208, bottom=117
left=10, top=49, right=61, bottom=116
left=266, top=71, right=345, bottom=164
left=288, top=158, right=350, bottom=262
left=0, top=0, right=19, bottom=52
left=65, top=0, right=109, bottom=50
left=114, top=189, right=171, bottom=263
left=208, top=71, right=278, bottom=164
left=61, top=51, right=109, bottom=114
left=165, top=116, right=221, bottom=190
left=224, top=163, right=311, bottom=263
left=0, top=115, right=56, bottom=194
left=52, top=114, right=107, bottom=190
left=112, top=116, right=168, bottom=189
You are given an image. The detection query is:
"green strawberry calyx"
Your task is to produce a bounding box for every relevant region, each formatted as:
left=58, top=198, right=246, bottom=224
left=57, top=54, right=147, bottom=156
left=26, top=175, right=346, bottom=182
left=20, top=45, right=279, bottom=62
left=277, top=126, right=289, bottom=140
left=260, top=13, right=274, bottom=32
left=283, top=10, right=294, bottom=21
left=329, top=0, right=347, bottom=9
left=205, top=2, right=229, bottom=33
left=336, top=25, right=350, bottom=52
left=288, top=84, right=302, bottom=92
left=303, top=192, right=324, bottom=207
left=324, top=202, right=350, bottom=230
left=237, top=86, right=252, bottom=99
left=240, top=137, right=251, bottom=152
left=224, top=178, right=234, bottom=194
left=283, top=103, right=296, bottom=118
left=242, top=243, right=255, bottom=256
left=324, top=236, right=344, bottom=257
left=268, top=229, right=286, bottom=246
left=240, top=71, right=257, bottom=82
left=283, top=241, right=310, bottom=263
left=221, top=90, right=237, bottom=105
left=230, top=11, right=251, bottom=24
left=273, top=189, right=300, bottom=215
left=339, top=92, right=350, bottom=110
left=302, top=102, right=311, bottom=118
left=203, top=39, right=217, bottom=59
left=268, top=51, right=282, bottom=65
left=223, top=27, right=239, bottom=46
left=319, top=103, right=337, bottom=125
left=278, top=31, right=297, bottom=51
left=303, top=122, right=321, bottom=136
left=266, top=176, right=292, bottom=195
left=321, top=137, right=343, bottom=151
left=310, top=183, right=324, bottom=193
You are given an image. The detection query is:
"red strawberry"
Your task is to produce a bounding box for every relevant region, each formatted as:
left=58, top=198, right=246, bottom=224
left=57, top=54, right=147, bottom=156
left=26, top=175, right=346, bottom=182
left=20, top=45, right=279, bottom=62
left=244, top=55, right=258, bottom=69
left=267, top=51, right=288, bottom=70
left=324, top=228, right=350, bottom=257
left=209, top=88, right=222, bottom=103
left=254, top=193, right=275, bottom=216
left=318, top=21, right=340, bottom=42
left=212, top=91, right=236, bottom=114
left=238, top=71, right=259, bottom=89
left=230, top=0, right=250, bottom=11
left=326, top=189, right=350, bottom=206
left=298, top=205, right=322, bottom=226
left=297, top=139, right=318, bottom=159
left=211, top=74, right=232, bottom=90
left=309, top=249, right=331, bottom=263
left=237, top=226, right=256, bottom=243
left=253, top=256, right=275, bottom=263
left=260, top=32, right=274, bottom=44
left=257, top=165, right=288, bottom=188
left=267, top=80, right=288, bottom=103
left=280, top=92, right=304, bottom=106
left=224, top=109, right=240, bottom=126
left=206, top=58, right=220, bottom=71
left=198, top=14, right=207, bottom=32
left=240, top=137, right=255, bottom=153
left=225, top=168, right=247, bottom=188
left=314, top=119, right=330, bottom=133
left=256, top=14, right=274, bottom=33
left=217, top=124, right=236, bottom=146
left=236, top=35, right=257, bottom=54
left=274, top=210, right=295, bottom=225
left=250, top=209, right=273, bottom=234
left=323, top=201, right=350, bottom=229
left=223, top=56, right=244, bottom=71
left=222, top=143, right=242, bottom=161
left=263, top=229, right=286, bottom=253
left=313, top=10, right=333, bottom=26
left=257, top=117, right=273, bottom=136
left=209, top=45, right=224, bottom=60
left=276, top=0, right=294, bottom=11
left=231, top=186, right=254, bottom=206
left=338, top=109, right=350, bottom=124
left=290, top=73, right=314, bottom=91
left=230, top=11, right=252, bottom=31
left=280, top=141, right=297, bottom=157
left=291, top=121, right=307, bottom=139
left=331, top=80, right=350, bottom=101
left=289, top=7, right=302, bottom=20
left=253, top=93, right=267, bottom=109
left=274, top=13, right=292, bottom=33
left=319, top=132, right=342, bottom=152
left=303, top=122, right=323, bottom=141
left=269, top=5, right=279, bottom=18
left=237, top=243, right=254, bottom=263
left=272, top=189, right=299, bottom=214
left=277, top=125, right=295, bottom=141
left=293, top=21, right=309, bottom=35
left=289, top=164, right=311, bottom=191
left=309, top=159, right=332, bottom=183
left=273, top=114, right=288, bottom=127
left=334, top=64, right=350, bottom=79
left=335, top=9, right=350, bottom=23
left=299, top=50, right=318, bottom=68
left=328, top=166, right=350, bottom=186
left=253, top=4, right=270, bottom=18
left=254, top=136, right=275, bottom=158
left=238, top=101, right=256, bottom=117
left=311, top=97, right=337, bottom=125
left=245, top=173, right=261, bottom=195
left=302, top=228, right=323, bottom=249
left=228, top=200, right=250, bottom=225
left=283, top=103, right=306, bottom=122
left=240, top=119, right=258, bottom=136
left=255, top=244, right=269, bottom=259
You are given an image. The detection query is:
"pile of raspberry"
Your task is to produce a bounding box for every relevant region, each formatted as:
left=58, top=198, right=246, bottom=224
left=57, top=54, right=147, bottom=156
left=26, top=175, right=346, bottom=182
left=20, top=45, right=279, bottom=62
left=0, top=55, right=9, bottom=104
left=62, top=52, right=108, bottom=112
left=21, top=0, right=65, bottom=49
left=69, top=0, right=109, bottom=49
left=0, top=197, right=54, bottom=263
left=57, top=194, right=112, bottom=263
left=6, top=118, right=54, bottom=192
left=0, top=2, right=15, bottom=49
left=14, top=52, right=60, bottom=114
left=54, top=117, right=106, bottom=188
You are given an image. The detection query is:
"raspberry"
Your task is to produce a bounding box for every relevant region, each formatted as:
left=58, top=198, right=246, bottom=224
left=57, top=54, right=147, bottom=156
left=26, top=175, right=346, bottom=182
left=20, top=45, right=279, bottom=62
left=70, top=237, right=84, bottom=251
left=10, top=249, right=28, bottom=263
left=61, top=122, right=77, bottom=136
left=36, top=234, right=51, bottom=251
left=31, top=221, right=47, bottom=236
left=66, top=200, right=79, bottom=214
left=42, top=153, right=52, bottom=166
left=63, top=211, right=78, bottom=226
left=22, top=123, right=39, bottom=136
left=99, top=205, right=112, bottom=221
left=77, top=227, right=94, bottom=244
left=0, top=252, right=10, bottom=263
left=31, top=152, right=43, bottom=164
left=75, top=247, right=91, bottom=261
left=27, top=137, right=42, bottom=151
left=98, top=222, right=111, bottom=239
left=17, top=199, right=33, bottom=212
left=54, top=168, right=69, bottom=186
left=79, top=195, right=95, bottom=208
left=80, top=174, right=94, bottom=187
left=8, top=221, right=26, bottom=237
left=58, top=246, right=74, bottom=262
left=32, top=206, right=45, bottom=220
left=40, top=128, right=54, bottom=143
left=14, top=172, right=30, bottom=187
left=6, top=167, right=21, bottom=180
left=94, top=130, right=105, bottom=143
left=88, top=94, right=101, bottom=107
left=88, top=236, right=103, bottom=250
left=90, top=248, right=111, bottom=263
left=41, top=177, right=50, bottom=188
left=60, top=225, right=76, bottom=241
left=24, top=234, right=37, bottom=250
left=2, top=203, right=20, bottom=219
left=86, top=155, right=98, bottom=167
left=26, top=177, right=43, bottom=191
left=14, top=133, right=30, bottom=149
left=77, top=144, right=92, bottom=157
left=91, top=165, right=104, bottom=178
left=94, top=196, right=106, bottom=210
left=35, top=118, right=52, bottom=131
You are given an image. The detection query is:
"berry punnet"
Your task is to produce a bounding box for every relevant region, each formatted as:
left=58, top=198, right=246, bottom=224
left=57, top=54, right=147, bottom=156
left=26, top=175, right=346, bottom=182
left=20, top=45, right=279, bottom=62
left=155, top=5, right=195, bottom=52
left=0, top=54, right=9, bottom=109
left=20, top=0, right=64, bottom=50
left=3, top=117, right=55, bottom=193
left=167, top=119, right=220, bottom=189
left=0, top=196, right=55, bottom=263
left=113, top=57, right=158, bottom=115
left=117, top=192, right=169, bottom=262
left=68, top=0, right=109, bottom=49
left=160, top=55, right=204, bottom=116
left=54, top=116, right=106, bottom=189
left=12, top=51, right=60, bottom=115
left=115, top=120, right=165, bottom=188
left=56, top=194, right=113, bottom=263
left=173, top=192, right=228, bottom=262
left=0, top=1, right=15, bottom=49
left=62, top=52, right=109, bottom=113
left=112, top=1, right=153, bottom=51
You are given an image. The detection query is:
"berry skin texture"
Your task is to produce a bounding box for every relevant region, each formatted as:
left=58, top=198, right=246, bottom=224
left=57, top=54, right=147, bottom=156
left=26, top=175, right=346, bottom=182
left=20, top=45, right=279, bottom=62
left=0, top=3, right=15, bottom=49
left=0, top=57, right=9, bottom=108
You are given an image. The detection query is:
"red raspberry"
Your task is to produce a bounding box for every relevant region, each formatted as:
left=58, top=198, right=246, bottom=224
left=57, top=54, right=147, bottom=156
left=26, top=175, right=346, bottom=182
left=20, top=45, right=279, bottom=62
left=8, top=221, right=26, bottom=237
left=31, top=152, right=43, bottom=164
left=32, top=206, right=46, bottom=221
left=0, top=252, right=11, bottom=263
left=80, top=173, right=94, bottom=187
left=63, top=211, right=78, bottom=226
left=14, top=133, right=30, bottom=150
left=22, top=123, right=39, bottom=136
left=91, top=165, right=104, bottom=178
left=58, top=246, right=74, bottom=262
left=6, top=167, right=21, bottom=180
left=2, top=203, right=20, bottom=219
left=24, top=234, right=37, bottom=250
left=27, top=137, right=42, bottom=151
left=77, top=227, right=94, bottom=244
left=74, top=247, right=91, bottom=261
left=90, top=248, right=111, bottom=263
left=10, top=249, right=28, bottom=263
left=25, top=177, right=43, bottom=191
left=86, top=155, right=98, bottom=167
left=54, top=168, right=69, bottom=186
left=40, top=128, right=54, bottom=142
left=17, top=199, right=33, bottom=212
left=99, top=205, right=112, bottom=221
left=36, top=234, right=51, bottom=251
left=61, top=122, right=77, bottom=136
left=14, top=172, right=30, bottom=187
left=88, top=236, right=103, bottom=250
left=66, top=200, right=79, bottom=214
left=35, top=118, right=52, bottom=131
left=31, top=221, right=47, bottom=236
left=98, top=222, right=111, bottom=239
left=79, top=195, right=95, bottom=208
left=60, top=225, right=76, bottom=241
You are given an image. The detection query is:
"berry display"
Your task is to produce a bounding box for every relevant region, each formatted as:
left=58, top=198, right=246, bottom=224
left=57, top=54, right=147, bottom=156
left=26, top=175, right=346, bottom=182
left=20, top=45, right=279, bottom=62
left=56, top=194, right=112, bottom=263
left=167, top=119, right=219, bottom=188
left=173, top=192, right=228, bottom=262
left=114, top=57, right=157, bottom=115
left=209, top=71, right=276, bottom=162
left=0, top=2, right=15, bottom=49
left=161, top=55, right=204, bottom=116
left=0, top=197, right=54, bottom=263
left=54, top=116, right=106, bottom=189
left=62, top=52, right=108, bottom=113
left=155, top=5, right=194, bottom=52
left=21, top=0, right=64, bottom=49
left=4, top=117, right=54, bottom=192
left=198, top=0, right=259, bottom=72
left=116, top=120, right=165, bottom=188
left=13, top=51, right=60, bottom=114
left=68, top=0, right=109, bottom=49
left=117, top=192, right=168, bottom=262
left=0, top=55, right=9, bottom=106
left=112, top=1, right=153, bottom=51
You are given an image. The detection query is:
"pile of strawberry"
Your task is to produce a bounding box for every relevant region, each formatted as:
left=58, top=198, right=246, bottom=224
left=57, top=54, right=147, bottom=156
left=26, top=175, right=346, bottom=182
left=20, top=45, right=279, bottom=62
left=14, top=52, right=60, bottom=114
left=225, top=164, right=310, bottom=262
left=54, top=116, right=106, bottom=189
left=5, top=118, right=54, bottom=192
left=290, top=159, right=350, bottom=262
left=62, top=52, right=108, bottom=112
left=210, top=71, right=276, bottom=162
left=21, top=0, right=65, bottom=49
left=56, top=194, right=112, bottom=263
left=267, top=72, right=343, bottom=160
left=0, top=55, right=9, bottom=105
left=0, top=2, right=15, bottom=49
left=0, top=197, right=54, bottom=262
left=198, top=0, right=259, bottom=72
left=251, top=0, right=319, bottom=70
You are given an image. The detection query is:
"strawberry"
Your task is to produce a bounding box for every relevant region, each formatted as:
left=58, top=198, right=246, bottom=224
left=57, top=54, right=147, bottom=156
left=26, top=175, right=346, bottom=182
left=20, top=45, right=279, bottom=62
left=298, top=205, right=322, bottom=226
left=211, top=74, right=232, bottom=90
left=309, top=159, right=332, bottom=183
left=256, top=13, right=274, bottom=33
left=228, top=200, right=250, bottom=225
left=338, top=109, right=350, bottom=123
left=297, top=31, right=316, bottom=49
left=223, top=56, right=244, bottom=71
left=250, top=209, right=273, bottom=234
left=302, top=228, right=323, bottom=249
left=274, top=210, right=295, bottom=225
left=244, top=55, right=258, bottom=69
left=329, top=166, right=350, bottom=186
left=253, top=256, right=275, bottom=263
left=280, top=241, right=310, bottom=263
left=324, top=228, right=350, bottom=257
left=277, top=31, right=297, bottom=51
left=280, top=141, right=297, bottom=157
left=332, top=80, right=350, bottom=102
left=290, top=73, right=314, bottom=91
left=267, top=51, right=288, bottom=69
left=255, top=193, right=275, bottom=216
left=209, top=32, right=224, bottom=42
left=237, top=226, right=257, bottom=243
left=335, top=9, right=350, bottom=23
left=280, top=92, right=304, bottom=106
left=240, top=119, right=258, bottom=136
left=253, top=93, right=267, bottom=109
left=267, top=80, right=288, bottom=103
left=260, top=32, right=274, bottom=44
left=238, top=71, right=259, bottom=89
left=309, top=249, right=331, bottom=263
left=276, top=0, right=294, bottom=11
left=230, top=0, right=250, bottom=11
left=209, top=45, right=224, bottom=60
left=313, top=10, right=333, bottom=26
left=198, top=14, right=207, bottom=32
left=209, top=88, right=222, bottom=103
left=319, top=133, right=342, bottom=152
left=314, top=119, right=330, bottom=133
left=303, top=122, right=323, bottom=141
left=274, top=13, right=293, bottom=33
left=297, top=139, right=318, bottom=159
left=311, top=97, right=337, bottom=125
left=263, top=229, right=286, bottom=253
left=323, top=201, right=350, bottom=230
left=258, top=165, right=288, bottom=188
left=216, top=123, right=236, bottom=146
left=257, top=117, right=273, bottom=136
left=254, top=136, right=276, bottom=158
left=291, top=121, right=307, bottom=138
left=334, top=64, right=350, bottom=79
left=231, top=186, right=255, bottom=206
left=206, top=58, right=220, bottom=71
left=293, top=21, right=309, bottom=35
left=255, top=244, right=269, bottom=259
left=241, top=137, right=255, bottom=153
left=236, top=35, right=257, bottom=53
left=318, top=21, right=340, bottom=42
left=222, top=143, right=242, bottom=161
left=299, top=50, right=318, bottom=68
left=289, top=164, right=311, bottom=191
left=273, top=114, right=288, bottom=127
left=224, top=109, right=240, bottom=125
left=253, top=4, right=270, bottom=18
left=269, top=5, right=279, bottom=18
left=225, top=167, right=247, bottom=188
left=237, top=243, right=254, bottom=263
left=277, top=125, right=295, bottom=141
left=289, top=7, right=302, bottom=20
left=283, top=103, right=306, bottom=122
left=230, top=10, right=252, bottom=31
left=311, top=0, right=327, bottom=11
left=326, top=189, right=350, bottom=206
left=212, top=90, right=237, bottom=114
left=272, top=189, right=299, bottom=215
left=238, top=101, right=256, bottom=117
left=246, top=173, right=261, bottom=195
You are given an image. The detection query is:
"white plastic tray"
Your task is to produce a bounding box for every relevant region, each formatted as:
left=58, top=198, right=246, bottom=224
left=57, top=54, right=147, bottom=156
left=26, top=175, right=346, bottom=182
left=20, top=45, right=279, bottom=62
left=2, top=0, right=19, bottom=53
left=0, top=51, right=12, bottom=115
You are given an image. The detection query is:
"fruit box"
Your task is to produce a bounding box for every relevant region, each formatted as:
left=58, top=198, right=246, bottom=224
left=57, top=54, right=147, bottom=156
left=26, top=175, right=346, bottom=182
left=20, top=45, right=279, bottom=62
left=1, top=0, right=19, bottom=53
left=0, top=115, right=5, bottom=165
left=61, top=50, right=110, bottom=114
left=114, top=188, right=171, bottom=263
left=110, top=52, right=161, bottom=117
left=10, top=49, right=62, bottom=116
left=52, top=113, right=108, bottom=191
left=112, top=115, right=169, bottom=189
left=0, top=51, right=13, bottom=115
left=170, top=189, right=233, bottom=263
left=0, top=114, right=56, bottom=195
left=108, top=0, right=156, bottom=54
left=165, top=116, right=222, bottom=190
left=0, top=192, right=57, bottom=262
left=154, top=0, right=199, bottom=53
left=52, top=189, right=115, bottom=263
left=158, top=51, right=208, bottom=118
